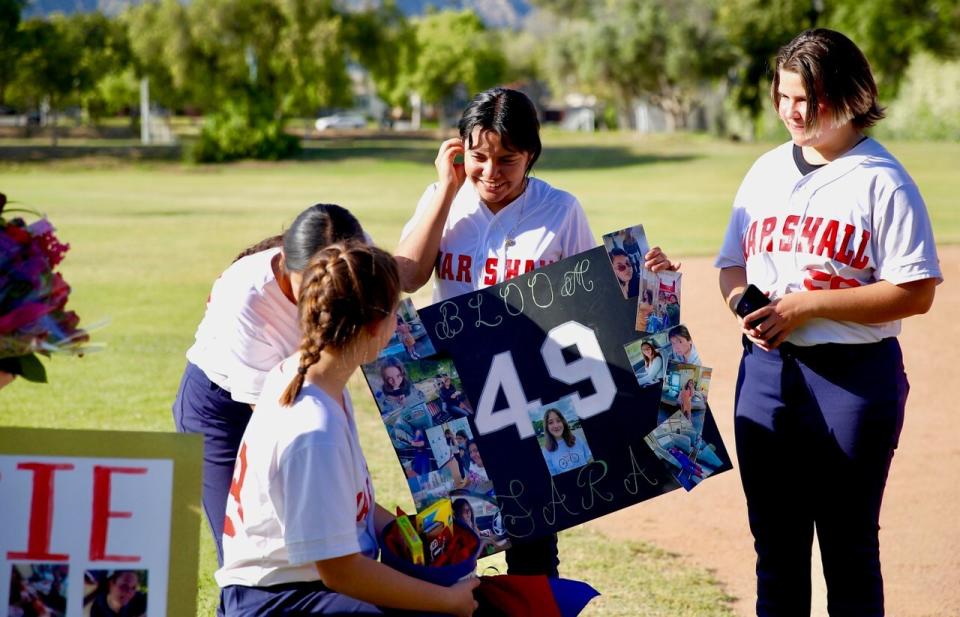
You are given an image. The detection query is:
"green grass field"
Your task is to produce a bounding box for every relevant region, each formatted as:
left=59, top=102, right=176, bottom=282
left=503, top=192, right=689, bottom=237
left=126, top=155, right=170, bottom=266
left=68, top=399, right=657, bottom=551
left=2, top=131, right=956, bottom=615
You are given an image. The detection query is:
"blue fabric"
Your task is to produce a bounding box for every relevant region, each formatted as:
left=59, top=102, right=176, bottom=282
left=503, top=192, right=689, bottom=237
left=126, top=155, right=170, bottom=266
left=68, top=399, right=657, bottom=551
left=222, top=583, right=383, bottom=616
left=735, top=338, right=908, bottom=617
left=172, top=362, right=253, bottom=567
left=547, top=578, right=600, bottom=617
left=221, top=582, right=448, bottom=616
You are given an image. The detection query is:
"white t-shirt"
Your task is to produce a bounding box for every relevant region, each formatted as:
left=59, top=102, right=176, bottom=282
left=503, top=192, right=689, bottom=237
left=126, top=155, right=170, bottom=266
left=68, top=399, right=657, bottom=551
left=186, top=248, right=301, bottom=404
left=402, top=177, right=595, bottom=302
left=716, top=138, right=942, bottom=346
left=542, top=438, right=592, bottom=475
left=215, top=357, right=377, bottom=588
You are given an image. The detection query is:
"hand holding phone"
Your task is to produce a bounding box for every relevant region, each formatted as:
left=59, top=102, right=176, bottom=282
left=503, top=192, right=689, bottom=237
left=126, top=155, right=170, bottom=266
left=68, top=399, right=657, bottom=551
left=735, top=284, right=771, bottom=330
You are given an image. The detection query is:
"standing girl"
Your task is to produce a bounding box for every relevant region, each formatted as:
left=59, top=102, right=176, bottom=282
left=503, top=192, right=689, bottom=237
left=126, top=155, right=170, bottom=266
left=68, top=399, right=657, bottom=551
left=172, top=204, right=365, bottom=566
left=395, top=86, right=675, bottom=576
left=716, top=29, right=941, bottom=616
left=216, top=243, right=478, bottom=616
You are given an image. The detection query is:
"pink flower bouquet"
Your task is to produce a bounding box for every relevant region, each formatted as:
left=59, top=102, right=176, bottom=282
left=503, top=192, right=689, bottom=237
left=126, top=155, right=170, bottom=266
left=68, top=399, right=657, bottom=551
left=0, top=193, right=98, bottom=382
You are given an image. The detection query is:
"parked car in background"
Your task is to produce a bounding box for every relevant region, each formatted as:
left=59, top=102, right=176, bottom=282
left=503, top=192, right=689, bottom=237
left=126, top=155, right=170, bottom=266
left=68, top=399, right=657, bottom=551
left=314, top=112, right=366, bottom=131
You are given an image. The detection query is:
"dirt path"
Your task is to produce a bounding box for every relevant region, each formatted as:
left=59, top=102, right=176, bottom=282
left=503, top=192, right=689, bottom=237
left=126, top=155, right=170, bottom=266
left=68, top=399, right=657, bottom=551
left=588, top=246, right=960, bottom=617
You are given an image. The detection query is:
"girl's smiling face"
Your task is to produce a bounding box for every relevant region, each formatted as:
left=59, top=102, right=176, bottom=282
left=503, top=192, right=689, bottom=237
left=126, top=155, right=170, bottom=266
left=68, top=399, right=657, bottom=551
left=464, top=127, right=532, bottom=212
left=546, top=411, right=565, bottom=437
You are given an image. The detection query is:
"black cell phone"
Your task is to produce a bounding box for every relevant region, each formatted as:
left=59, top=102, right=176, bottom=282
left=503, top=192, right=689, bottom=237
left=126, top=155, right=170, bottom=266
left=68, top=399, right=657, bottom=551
left=735, top=284, right=771, bottom=329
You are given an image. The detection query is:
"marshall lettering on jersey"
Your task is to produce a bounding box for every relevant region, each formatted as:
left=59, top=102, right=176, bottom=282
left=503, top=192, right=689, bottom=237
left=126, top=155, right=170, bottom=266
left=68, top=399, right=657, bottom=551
left=741, top=215, right=871, bottom=270
left=436, top=252, right=556, bottom=285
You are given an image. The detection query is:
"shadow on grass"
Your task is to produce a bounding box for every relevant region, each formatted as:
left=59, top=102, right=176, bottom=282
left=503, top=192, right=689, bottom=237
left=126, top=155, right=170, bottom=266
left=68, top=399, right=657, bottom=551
left=0, top=145, right=182, bottom=161
left=297, top=143, right=698, bottom=170
left=0, top=139, right=699, bottom=171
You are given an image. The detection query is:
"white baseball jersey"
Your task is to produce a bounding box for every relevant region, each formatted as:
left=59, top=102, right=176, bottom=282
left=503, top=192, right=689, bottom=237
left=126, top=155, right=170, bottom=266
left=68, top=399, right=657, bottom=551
left=402, top=177, right=595, bottom=301
left=216, top=357, right=377, bottom=588
left=186, top=248, right=300, bottom=404
left=716, top=138, right=942, bottom=346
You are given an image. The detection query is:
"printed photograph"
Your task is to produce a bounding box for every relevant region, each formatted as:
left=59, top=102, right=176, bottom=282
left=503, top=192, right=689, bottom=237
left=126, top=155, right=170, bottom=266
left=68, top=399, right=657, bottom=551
left=363, top=355, right=472, bottom=422
left=450, top=492, right=512, bottom=556
left=83, top=569, right=148, bottom=617
left=635, top=268, right=659, bottom=331
left=636, top=270, right=681, bottom=333
left=8, top=564, right=68, bottom=617
left=425, top=418, right=473, bottom=470
left=381, top=297, right=437, bottom=361
left=665, top=323, right=700, bottom=365
left=624, top=330, right=671, bottom=388
left=424, top=418, right=488, bottom=495
left=644, top=410, right=724, bottom=491
left=383, top=406, right=439, bottom=478
left=602, top=224, right=650, bottom=299
left=659, top=361, right=713, bottom=436
left=408, top=467, right=457, bottom=512
left=528, top=395, right=594, bottom=476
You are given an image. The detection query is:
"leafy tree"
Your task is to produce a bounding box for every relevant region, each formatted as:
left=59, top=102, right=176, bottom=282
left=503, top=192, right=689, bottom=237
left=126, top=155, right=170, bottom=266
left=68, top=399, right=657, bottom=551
left=123, top=0, right=191, bottom=110
left=545, top=0, right=732, bottom=130
left=343, top=0, right=416, bottom=110
left=0, top=0, right=26, bottom=105
left=10, top=17, right=77, bottom=145
left=400, top=10, right=507, bottom=124
left=63, top=12, right=133, bottom=124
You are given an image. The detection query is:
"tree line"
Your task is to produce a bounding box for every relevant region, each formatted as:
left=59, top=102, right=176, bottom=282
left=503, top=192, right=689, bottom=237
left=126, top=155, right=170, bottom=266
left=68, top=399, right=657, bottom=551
left=1, top=0, right=957, bottom=160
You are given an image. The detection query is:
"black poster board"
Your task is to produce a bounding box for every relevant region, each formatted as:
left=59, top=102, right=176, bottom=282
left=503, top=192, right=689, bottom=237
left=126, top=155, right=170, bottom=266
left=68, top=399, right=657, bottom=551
left=416, top=246, right=733, bottom=542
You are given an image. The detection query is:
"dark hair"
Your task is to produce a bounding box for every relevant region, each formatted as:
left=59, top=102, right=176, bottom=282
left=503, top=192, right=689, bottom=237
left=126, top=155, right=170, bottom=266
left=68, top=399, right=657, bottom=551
left=455, top=429, right=470, bottom=441
left=668, top=324, right=692, bottom=342
left=378, top=355, right=411, bottom=396
left=280, top=242, right=400, bottom=406
left=641, top=341, right=661, bottom=367
left=543, top=408, right=576, bottom=452
left=233, top=204, right=364, bottom=268
left=609, top=248, right=630, bottom=260
left=459, top=87, right=541, bottom=173
left=232, top=234, right=284, bottom=263
left=771, top=28, right=884, bottom=132
left=453, top=498, right=474, bottom=527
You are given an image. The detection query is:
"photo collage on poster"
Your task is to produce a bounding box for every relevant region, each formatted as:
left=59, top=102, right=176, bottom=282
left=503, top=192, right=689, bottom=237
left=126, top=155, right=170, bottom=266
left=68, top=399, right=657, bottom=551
left=7, top=565, right=149, bottom=617
left=361, top=298, right=511, bottom=556
left=601, top=224, right=682, bottom=333
left=606, top=224, right=724, bottom=491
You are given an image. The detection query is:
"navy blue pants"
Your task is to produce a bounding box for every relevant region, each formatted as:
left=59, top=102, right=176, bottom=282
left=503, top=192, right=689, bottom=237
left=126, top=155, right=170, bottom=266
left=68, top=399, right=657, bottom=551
left=735, top=338, right=908, bottom=617
left=221, top=582, right=448, bottom=616
left=505, top=533, right=559, bottom=578
left=172, top=362, right=253, bottom=567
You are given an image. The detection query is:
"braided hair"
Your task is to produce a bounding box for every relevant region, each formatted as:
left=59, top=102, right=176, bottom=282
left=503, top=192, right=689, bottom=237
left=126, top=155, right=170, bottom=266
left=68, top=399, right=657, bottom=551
left=279, top=241, right=400, bottom=406
left=232, top=203, right=364, bottom=266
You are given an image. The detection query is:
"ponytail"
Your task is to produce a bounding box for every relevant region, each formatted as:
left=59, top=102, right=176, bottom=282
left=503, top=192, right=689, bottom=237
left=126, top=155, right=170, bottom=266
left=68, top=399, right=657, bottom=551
left=279, top=241, right=400, bottom=406
left=231, top=203, right=364, bottom=268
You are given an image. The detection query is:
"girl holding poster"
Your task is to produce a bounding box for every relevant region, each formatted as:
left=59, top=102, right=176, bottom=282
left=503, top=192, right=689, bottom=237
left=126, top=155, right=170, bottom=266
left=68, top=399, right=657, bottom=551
left=396, top=86, right=677, bottom=577
left=717, top=29, right=940, bottom=615
left=172, top=204, right=365, bottom=567
left=217, top=242, right=479, bottom=616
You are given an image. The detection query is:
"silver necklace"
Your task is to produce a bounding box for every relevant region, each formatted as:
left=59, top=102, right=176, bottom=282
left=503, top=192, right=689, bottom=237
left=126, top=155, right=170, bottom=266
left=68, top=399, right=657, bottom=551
left=503, top=180, right=529, bottom=248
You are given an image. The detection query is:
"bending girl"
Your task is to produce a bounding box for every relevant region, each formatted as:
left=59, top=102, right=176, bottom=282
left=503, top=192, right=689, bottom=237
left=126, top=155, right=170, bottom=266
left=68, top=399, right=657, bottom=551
left=173, top=204, right=365, bottom=567
left=217, top=243, right=478, bottom=616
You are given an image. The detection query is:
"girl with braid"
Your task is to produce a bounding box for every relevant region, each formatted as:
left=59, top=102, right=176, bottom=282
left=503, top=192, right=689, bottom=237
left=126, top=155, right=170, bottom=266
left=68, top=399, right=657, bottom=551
left=172, top=204, right=366, bottom=568
left=216, top=243, right=479, bottom=617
